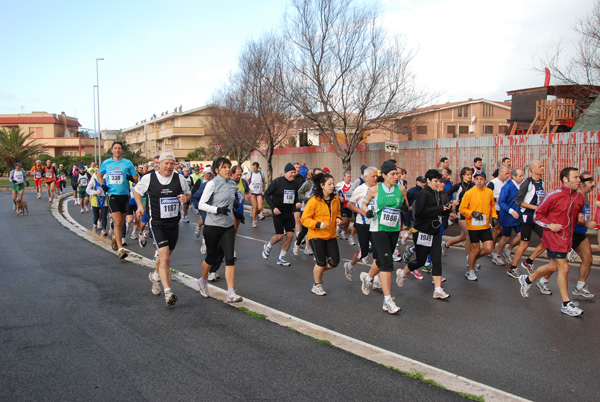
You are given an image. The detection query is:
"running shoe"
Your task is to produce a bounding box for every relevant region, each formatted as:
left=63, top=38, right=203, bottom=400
left=392, top=251, right=402, bottom=262
left=395, top=268, right=406, bottom=287
left=226, top=291, right=243, bottom=303
left=118, top=249, right=128, bottom=260
left=234, top=250, right=237, bottom=259
left=258, top=214, right=265, bottom=220
left=165, top=291, right=178, bottom=307
left=208, top=272, right=220, bottom=282
left=410, top=269, right=424, bottom=280
left=111, top=237, right=118, bottom=251
left=262, top=243, right=271, bottom=259
left=194, top=225, right=201, bottom=238
left=360, top=272, right=372, bottom=295
left=130, top=231, right=138, bottom=240
left=149, top=272, right=161, bottom=296
left=80, top=209, right=84, bottom=214
left=567, top=249, right=579, bottom=263
left=276, top=257, right=291, bottom=266
left=139, top=233, right=147, bottom=248
left=344, top=262, right=354, bottom=282
left=339, top=232, right=348, bottom=240
left=491, top=254, right=505, bottom=266
left=400, top=230, right=411, bottom=245
left=311, top=283, right=326, bottom=296
left=200, top=239, right=207, bottom=255
left=348, top=236, right=355, bottom=246
left=501, top=248, right=512, bottom=263
left=402, top=246, right=414, bottom=263
left=37, top=193, right=41, bottom=199
left=153, top=250, right=158, bottom=261
left=433, top=288, right=450, bottom=299
left=121, top=240, right=127, bottom=246
left=373, top=275, right=382, bottom=291
left=572, top=285, right=595, bottom=298
left=361, top=256, right=369, bottom=265
left=465, top=270, right=477, bottom=281
left=518, top=275, right=531, bottom=298
left=252, top=221, right=257, bottom=228
left=421, top=261, right=432, bottom=273
left=537, top=280, right=552, bottom=295
left=293, top=244, right=300, bottom=256
left=85, top=207, right=89, bottom=213
left=198, top=279, right=209, bottom=298
left=506, top=267, right=519, bottom=278
left=48, top=197, right=52, bottom=203
left=561, top=301, right=583, bottom=317
left=101, top=230, right=107, bottom=237
left=382, top=297, right=400, bottom=314
left=441, top=241, right=449, bottom=256
left=465, top=255, right=481, bottom=271
left=184, top=216, right=190, bottom=223
left=304, top=246, right=313, bottom=255
left=520, top=260, right=534, bottom=275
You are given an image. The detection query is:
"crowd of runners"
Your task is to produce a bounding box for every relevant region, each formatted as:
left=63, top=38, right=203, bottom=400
left=9, top=148, right=600, bottom=317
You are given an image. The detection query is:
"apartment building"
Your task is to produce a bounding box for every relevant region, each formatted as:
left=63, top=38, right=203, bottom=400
left=0, top=111, right=93, bottom=157
left=368, top=99, right=511, bottom=142
left=123, top=105, right=220, bottom=160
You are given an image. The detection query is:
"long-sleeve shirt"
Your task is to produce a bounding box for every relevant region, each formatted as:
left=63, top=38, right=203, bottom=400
left=264, top=177, right=300, bottom=214
left=459, top=186, right=498, bottom=230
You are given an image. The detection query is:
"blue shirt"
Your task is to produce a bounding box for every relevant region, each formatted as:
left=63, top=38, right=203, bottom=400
left=99, top=158, right=136, bottom=196
left=574, top=204, right=590, bottom=234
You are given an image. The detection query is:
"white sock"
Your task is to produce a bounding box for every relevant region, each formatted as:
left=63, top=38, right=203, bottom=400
left=577, top=281, right=585, bottom=289
left=384, top=295, right=391, bottom=302
left=279, top=250, right=287, bottom=259
left=348, top=261, right=354, bottom=269
left=164, top=287, right=171, bottom=294
left=435, top=287, right=443, bottom=292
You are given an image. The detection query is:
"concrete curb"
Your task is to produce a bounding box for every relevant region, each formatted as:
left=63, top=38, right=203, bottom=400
left=54, top=196, right=530, bottom=402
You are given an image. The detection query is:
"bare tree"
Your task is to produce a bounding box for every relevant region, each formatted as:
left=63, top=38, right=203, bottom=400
left=538, top=0, right=600, bottom=89
left=272, top=0, right=426, bottom=171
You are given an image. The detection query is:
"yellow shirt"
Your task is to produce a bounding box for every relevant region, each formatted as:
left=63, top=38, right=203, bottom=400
left=459, top=186, right=498, bottom=230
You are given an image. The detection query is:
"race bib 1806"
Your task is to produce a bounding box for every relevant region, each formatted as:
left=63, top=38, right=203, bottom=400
left=283, top=189, right=295, bottom=204
left=416, top=232, right=433, bottom=247
left=109, top=170, right=123, bottom=185
left=160, top=197, right=179, bottom=219
left=380, top=207, right=399, bottom=227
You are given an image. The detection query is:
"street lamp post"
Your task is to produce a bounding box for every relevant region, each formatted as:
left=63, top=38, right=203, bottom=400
left=96, top=57, right=104, bottom=164
left=93, top=85, right=98, bottom=165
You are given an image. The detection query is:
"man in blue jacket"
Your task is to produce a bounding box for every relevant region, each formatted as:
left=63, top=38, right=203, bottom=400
left=497, top=168, right=525, bottom=277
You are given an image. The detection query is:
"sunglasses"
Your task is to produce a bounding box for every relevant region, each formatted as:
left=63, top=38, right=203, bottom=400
left=581, top=177, right=594, bottom=182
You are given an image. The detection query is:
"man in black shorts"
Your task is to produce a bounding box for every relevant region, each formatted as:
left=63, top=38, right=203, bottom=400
left=263, top=163, right=302, bottom=266
left=134, top=152, right=191, bottom=307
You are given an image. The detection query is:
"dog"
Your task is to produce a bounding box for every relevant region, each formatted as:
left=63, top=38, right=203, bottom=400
left=15, top=198, right=28, bottom=216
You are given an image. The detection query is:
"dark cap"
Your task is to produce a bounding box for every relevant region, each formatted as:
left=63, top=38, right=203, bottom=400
left=473, top=171, right=486, bottom=179
left=380, top=160, right=397, bottom=175
left=360, top=164, right=367, bottom=174
left=284, top=163, right=295, bottom=173
left=416, top=176, right=426, bottom=183
left=14, top=162, right=21, bottom=167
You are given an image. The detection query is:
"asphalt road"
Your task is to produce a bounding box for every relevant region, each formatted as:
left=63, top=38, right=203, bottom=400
left=65, top=196, right=600, bottom=401
left=0, top=193, right=468, bottom=402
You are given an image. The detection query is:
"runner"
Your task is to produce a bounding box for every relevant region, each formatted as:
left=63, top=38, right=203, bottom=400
left=196, top=157, right=243, bottom=303
left=70, top=163, right=80, bottom=205
left=231, top=165, right=250, bottom=237
left=497, top=168, right=526, bottom=277
left=9, top=163, right=29, bottom=210
left=396, top=169, right=457, bottom=299
left=336, top=171, right=353, bottom=242
left=86, top=167, right=108, bottom=236
left=134, top=152, right=191, bottom=307
left=518, top=167, right=585, bottom=317
left=262, top=163, right=302, bottom=266
left=486, top=166, right=510, bottom=266
left=97, top=141, right=138, bottom=260
left=76, top=165, right=91, bottom=213
left=43, top=159, right=57, bottom=202
left=180, top=166, right=193, bottom=223
left=293, top=168, right=322, bottom=255
left=293, top=162, right=305, bottom=241
left=57, top=164, right=67, bottom=195
left=459, top=171, right=497, bottom=281
left=30, top=160, right=44, bottom=199
left=508, top=160, right=547, bottom=276
left=473, top=157, right=484, bottom=175
left=300, top=172, right=341, bottom=295
left=344, top=166, right=378, bottom=281
left=359, top=160, right=406, bottom=315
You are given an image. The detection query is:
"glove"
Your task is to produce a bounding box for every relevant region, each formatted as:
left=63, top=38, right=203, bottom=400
left=471, top=211, right=483, bottom=219
left=11, top=180, right=17, bottom=184
left=492, top=217, right=499, bottom=227
left=216, top=206, right=230, bottom=215
left=400, top=203, right=408, bottom=213
left=126, top=174, right=135, bottom=183
left=365, top=209, right=374, bottom=219
left=101, top=184, right=109, bottom=193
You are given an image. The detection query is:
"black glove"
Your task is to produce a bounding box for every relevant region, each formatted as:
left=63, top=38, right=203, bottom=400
left=492, top=217, right=499, bottom=227
left=101, top=184, right=109, bottom=193
left=400, top=202, right=408, bottom=213
left=365, top=209, right=374, bottom=219
left=216, top=206, right=230, bottom=215
left=11, top=180, right=17, bottom=184
left=126, top=174, right=135, bottom=183
left=471, top=211, right=483, bottom=219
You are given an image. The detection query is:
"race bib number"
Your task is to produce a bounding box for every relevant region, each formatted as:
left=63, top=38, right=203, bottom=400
left=283, top=189, right=295, bottom=204
left=45, top=172, right=53, bottom=179
left=472, top=214, right=487, bottom=226
left=79, top=178, right=88, bottom=186
left=250, top=182, right=261, bottom=192
left=35, top=171, right=42, bottom=179
left=416, top=232, right=433, bottom=247
left=109, top=170, right=123, bottom=185
left=61, top=174, right=66, bottom=181
left=13, top=172, right=24, bottom=183
left=380, top=207, right=399, bottom=227
left=160, top=197, right=179, bottom=219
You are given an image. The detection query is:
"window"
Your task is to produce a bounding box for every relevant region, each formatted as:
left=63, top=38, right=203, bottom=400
left=447, top=125, right=456, bottom=135
left=29, top=127, right=43, bottom=138
left=395, top=122, right=402, bottom=134
left=416, top=125, right=427, bottom=135
left=459, top=125, right=469, bottom=135
left=483, top=125, right=494, bottom=135
left=402, top=125, right=410, bottom=134
left=499, top=125, right=508, bottom=135
left=483, top=104, right=493, bottom=118
left=458, top=106, right=469, bottom=118
left=64, top=151, right=79, bottom=156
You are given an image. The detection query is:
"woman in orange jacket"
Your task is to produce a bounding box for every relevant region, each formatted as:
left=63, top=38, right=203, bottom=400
left=301, top=172, right=342, bottom=296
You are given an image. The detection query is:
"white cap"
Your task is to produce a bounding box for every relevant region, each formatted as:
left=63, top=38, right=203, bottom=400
left=158, top=152, right=176, bottom=162
left=203, top=166, right=212, bottom=174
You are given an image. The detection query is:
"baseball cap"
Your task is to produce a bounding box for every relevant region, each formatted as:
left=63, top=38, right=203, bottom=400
left=416, top=176, right=426, bottom=183
left=158, top=152, right=176, bottom=162
left=473, top=171, right=486, bottom=179
left=194, top=166, right=200, bottom=171
left=14, top=162, right=21, bottom=167
left=203, top=166, right=212, bottom=174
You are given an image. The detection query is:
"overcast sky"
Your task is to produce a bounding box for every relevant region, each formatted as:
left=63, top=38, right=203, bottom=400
left=0, top=0, right=595, bottom=130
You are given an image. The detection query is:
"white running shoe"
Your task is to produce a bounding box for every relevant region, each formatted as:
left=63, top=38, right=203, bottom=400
left=360, top=272, right=372, bottom=295
left=400, top=230, right=411, bottom=245
left=252, top=221, right=257, bottom=228
left=258, top=214, right=265, bottom=220
left=382, top=297, right=400, bottom=314
left=208, top=272, right=220, bottom=282
left=200, top=239, right=207, bottom=255
left=304, top=246, right=313, bottom=255
left=567, top=249, right=579, bottom=263
left=348, top=236, right=355, bottom=246
left=311, top=283, right=326, bottom=296
left=37, top=193, right=41, bottom=199
left=465, top=270, right=477, bottom=281
left=149, top=272, right=161, bottom=296
left=491, top=254, right=505, bottom=266
left=293, top=244, right=300, bottom=256
left=198, top=279, right=209, bottom=298
left=501, top=248, right=512, bottom=263
left=344, top=262, right=354, bottom=282
left=226, top=291, right=243, bottom=303
left=433, top=288, right=450, bottom=299
left=130, top=231, right=138, bottom=240
left=561, top=301, right=583, bottom=317
left=373, top=275, right=382, bottom=291
left=361, top=256, right=369, bottom=265
left=395, top=268, right=406, bottom=287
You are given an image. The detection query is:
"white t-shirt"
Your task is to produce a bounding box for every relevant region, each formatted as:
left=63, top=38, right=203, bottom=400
left=349, top=183, right=373, bottom=225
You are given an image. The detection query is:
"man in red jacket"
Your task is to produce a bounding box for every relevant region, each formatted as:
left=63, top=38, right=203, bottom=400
left=518, top=167, right=585, bottom=317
